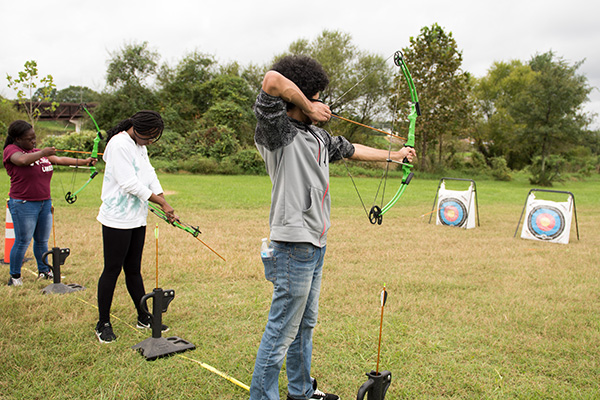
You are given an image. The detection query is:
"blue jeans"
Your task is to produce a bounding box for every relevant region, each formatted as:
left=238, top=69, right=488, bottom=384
left=8, top=198, right=53, bottom=276
left=250, top=241, right=326, bottom=400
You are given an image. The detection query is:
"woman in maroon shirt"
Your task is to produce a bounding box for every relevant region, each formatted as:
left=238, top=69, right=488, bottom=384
left=3, top=120, right=95, bottom=286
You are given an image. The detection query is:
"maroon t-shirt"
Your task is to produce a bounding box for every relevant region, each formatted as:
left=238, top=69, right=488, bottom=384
left=3, top=144, right=53, bottom=201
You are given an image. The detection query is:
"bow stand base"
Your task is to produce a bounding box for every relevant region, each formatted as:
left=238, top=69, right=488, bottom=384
left=41, top=247, right=85, bottom=295
left=132, top=287, right=195, bottom=360
left=356, top=370, right=392, bottom=400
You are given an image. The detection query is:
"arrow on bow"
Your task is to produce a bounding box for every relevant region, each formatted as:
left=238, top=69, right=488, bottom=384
left=148, top=203, right=226, bottom=261
left=330, top=113, right=406, bottom=141
left=64, top=104, right=103, bottom=204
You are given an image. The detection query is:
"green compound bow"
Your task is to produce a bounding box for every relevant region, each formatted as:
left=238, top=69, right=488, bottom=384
left=64, top=104, right=103, bottom=204
left=148, top=203, right=226, bottom=261
left=367, top=50, right=420, bottom=225
left=338, top=50, right=420, bottom=225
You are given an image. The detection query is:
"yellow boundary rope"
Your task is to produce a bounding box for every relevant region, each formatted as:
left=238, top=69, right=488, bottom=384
left=24, top=267, right=250, bottom=392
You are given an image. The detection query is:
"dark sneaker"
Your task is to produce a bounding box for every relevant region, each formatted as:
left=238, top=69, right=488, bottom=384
left=95, top=321, right=117, bottom=343
left=287, top=378, right=340, bottom=400
left=136, top=316, right=169, bottom=332
left=38, top=270, right=54, bottom=280
left=8, top=276, right=23, bottom=287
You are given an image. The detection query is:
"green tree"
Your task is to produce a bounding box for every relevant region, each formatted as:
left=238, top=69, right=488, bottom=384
left=55, top=85, right=100, bottom=103
left=0, top=95, right=27, bottom=134
left=474, top=51, right=594, bottom=185
left=106, top=41, right=159, bottom=89
left=474, top=60, right=536, bottom=169
left=197, top=74, right=256, bottom=142
left=6, top=60, right=58, bottom=128
left=240, top=63, right=267, bottom=94
left=280, top=30, right=392, bottom=146
left=157, top=51, right=217, bottom=132
left=93, top=86, right=159, bottom=130
left=518, top=52, right=593, bottom=185
left=95, top=42, right=161, bottom=128
left=201, top=99, right=254, bottom=146
left=397, top=24, right=474, bottom=171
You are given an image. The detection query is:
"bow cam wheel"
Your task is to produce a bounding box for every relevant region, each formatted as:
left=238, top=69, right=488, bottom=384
left=65, top=192, right=77, bottom=204
left=369, top=206, right=383, bottom=225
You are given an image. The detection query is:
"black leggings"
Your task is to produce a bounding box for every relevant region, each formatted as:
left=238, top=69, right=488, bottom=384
left=97, top=225, right=147, bottom=324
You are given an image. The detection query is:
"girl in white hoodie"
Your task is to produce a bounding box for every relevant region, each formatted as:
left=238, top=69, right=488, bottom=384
left=94, top=110, right=176, bottom=343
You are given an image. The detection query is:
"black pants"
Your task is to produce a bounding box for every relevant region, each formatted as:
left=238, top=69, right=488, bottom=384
left=97, top=225, right=147, bottom=324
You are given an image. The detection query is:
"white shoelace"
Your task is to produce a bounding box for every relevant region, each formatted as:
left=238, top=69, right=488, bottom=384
left=312, top=389, right=326, bottom=398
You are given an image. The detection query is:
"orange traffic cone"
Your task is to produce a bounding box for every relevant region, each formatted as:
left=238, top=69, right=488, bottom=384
left=4, top=201, right=14, bottom=264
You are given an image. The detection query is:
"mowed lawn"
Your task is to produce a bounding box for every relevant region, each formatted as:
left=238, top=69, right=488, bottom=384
left=0, top=172, right=598, bottom=399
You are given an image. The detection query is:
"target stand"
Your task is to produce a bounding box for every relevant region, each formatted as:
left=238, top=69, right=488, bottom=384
left=428, top=178, right=480, bottom=229
left=41, top=247, right=85, bottom=295
left=514, top=189, right=579, bottom=244
left=132, top=288, right=195, bottom=361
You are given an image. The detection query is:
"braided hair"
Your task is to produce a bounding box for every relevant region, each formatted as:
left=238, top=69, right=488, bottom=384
left=4, top=120, right=33, bottom=149
left=106, top=110, right=164, bottom=143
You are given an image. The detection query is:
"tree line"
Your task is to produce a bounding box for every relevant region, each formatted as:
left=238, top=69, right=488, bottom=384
left=2, top=24, right=598, bottom=185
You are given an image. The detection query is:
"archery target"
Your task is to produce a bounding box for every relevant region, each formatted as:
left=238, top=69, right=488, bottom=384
left=520, top=194, right=573, bottom=244
left=438, top=198, right=468, bottom=227
left=436, top=182, right=476, bottom=229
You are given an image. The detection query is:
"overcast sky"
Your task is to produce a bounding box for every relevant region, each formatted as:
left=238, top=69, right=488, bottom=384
left=1, top=0, right=598, bottom=128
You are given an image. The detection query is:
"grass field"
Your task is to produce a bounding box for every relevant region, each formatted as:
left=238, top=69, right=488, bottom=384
left=0, top=171, right=598, bottom=399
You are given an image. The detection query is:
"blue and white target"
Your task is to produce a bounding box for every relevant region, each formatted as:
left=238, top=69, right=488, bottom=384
left=438, top=197, right=468, bottom=227
left=520, top=194, right=573, bottom=244
left=526, top=205, right=565, bottom=240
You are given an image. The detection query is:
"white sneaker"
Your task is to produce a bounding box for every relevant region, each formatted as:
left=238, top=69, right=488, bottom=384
left=287, top=378, right=340, bottom=400
left=39, top=270, right=54, bottom=280
left=8, top=276, right=23, bottom=286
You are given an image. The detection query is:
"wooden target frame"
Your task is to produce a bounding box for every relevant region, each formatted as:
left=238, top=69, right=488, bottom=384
left=513, top=189, right=579, bottom=243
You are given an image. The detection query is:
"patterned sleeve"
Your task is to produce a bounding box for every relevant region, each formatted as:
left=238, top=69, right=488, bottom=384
left=314, top=127, right=355, bottom=162
left=254, top=90, right=295, bottom=151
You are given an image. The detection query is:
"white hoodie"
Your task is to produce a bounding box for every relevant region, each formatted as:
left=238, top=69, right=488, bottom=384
left=97, top=132, right=163, bottom=229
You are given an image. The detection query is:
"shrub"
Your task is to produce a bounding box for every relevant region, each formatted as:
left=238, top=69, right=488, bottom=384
left=467, top=151, right=489, bottom=173
left=528, top=155, right=565, bottom=186
left=151, top=158, right=180, bottom=173
left=43, top=130, right=106, bottom=155
left=0, top=99, right=27, bottom=131
left=147, top=129, right=188, bottom=160
left=189, top=125, right=240, bottom=161
left=490, top=156, right=512, bottom=181
left=179, top=155, right=220, bottom=174
left=226, top=148, right=266, bottom=175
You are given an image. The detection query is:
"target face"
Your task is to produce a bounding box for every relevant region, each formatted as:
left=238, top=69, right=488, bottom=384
left=526, top=205, right=565, bottom=240
left=438, top=197, right=468, bottom=227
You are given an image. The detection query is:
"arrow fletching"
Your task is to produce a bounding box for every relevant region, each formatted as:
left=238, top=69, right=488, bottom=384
left=380, top=285, right=387, bottom=307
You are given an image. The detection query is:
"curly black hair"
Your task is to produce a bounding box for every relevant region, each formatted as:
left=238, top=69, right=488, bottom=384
left=271, top=55, right=329, bottom=101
